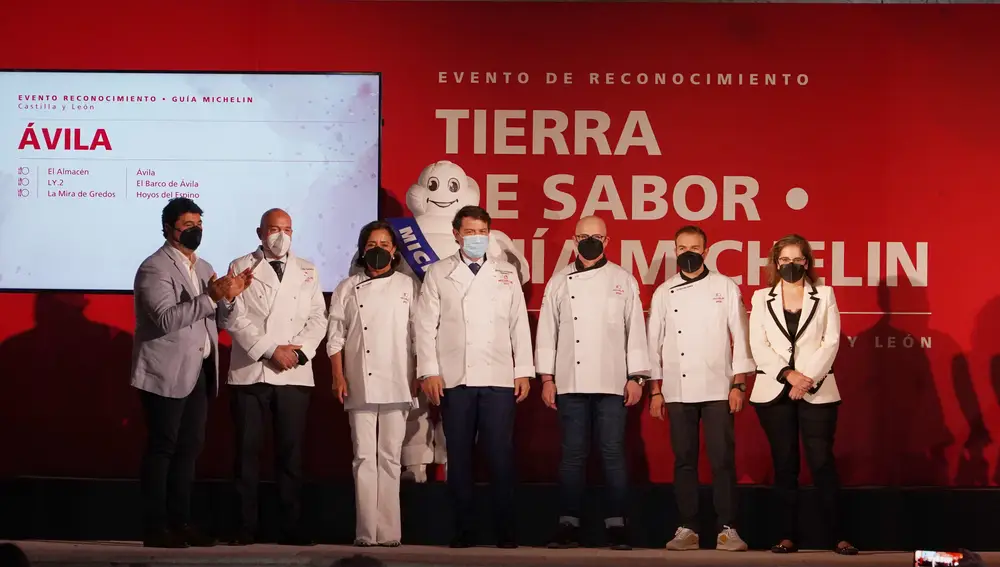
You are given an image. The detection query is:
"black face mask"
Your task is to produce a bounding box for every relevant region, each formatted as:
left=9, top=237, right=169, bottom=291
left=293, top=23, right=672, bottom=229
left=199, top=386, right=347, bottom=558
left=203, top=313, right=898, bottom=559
left=677, top=251, right=704, bottom=273
left=177, top=227, right=202, bottom=251
left=577, top=237, right=604, bottom=261
left=363, top=247, right=392, bottom=271
left=779, top=263, right=806, bottom=283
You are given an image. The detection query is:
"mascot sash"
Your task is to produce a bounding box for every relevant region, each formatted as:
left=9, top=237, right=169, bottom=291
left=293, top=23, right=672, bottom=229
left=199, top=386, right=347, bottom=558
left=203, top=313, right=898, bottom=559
left=387, top=217, right=440, bottom=281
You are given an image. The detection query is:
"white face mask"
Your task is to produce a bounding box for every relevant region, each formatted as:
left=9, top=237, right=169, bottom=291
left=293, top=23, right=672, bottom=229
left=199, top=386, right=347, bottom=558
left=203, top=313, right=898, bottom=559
left=265, top=231, right=291, bottom=257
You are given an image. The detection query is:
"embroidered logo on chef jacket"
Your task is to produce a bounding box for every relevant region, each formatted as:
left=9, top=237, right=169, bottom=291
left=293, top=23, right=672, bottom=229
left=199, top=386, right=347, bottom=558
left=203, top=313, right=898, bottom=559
left=713, top=292, right=724, bottom=303
left=496, top=269, right=514, bottom=286
left=613, top=284, right=625, bottom=296
left=400, top=292, right=411, bottom=304
left=303, top=269, right=315, bottom=283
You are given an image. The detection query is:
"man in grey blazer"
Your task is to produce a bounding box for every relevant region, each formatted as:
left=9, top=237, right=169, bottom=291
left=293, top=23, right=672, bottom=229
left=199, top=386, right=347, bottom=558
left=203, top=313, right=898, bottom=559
left=132, top=197, right=251, bottom=548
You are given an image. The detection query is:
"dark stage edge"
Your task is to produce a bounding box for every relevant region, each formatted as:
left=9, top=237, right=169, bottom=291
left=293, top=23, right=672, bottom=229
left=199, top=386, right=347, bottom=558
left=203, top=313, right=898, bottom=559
left=1, top=478, right=998, bottom=552
left=8, top=541, right=986, bottom=567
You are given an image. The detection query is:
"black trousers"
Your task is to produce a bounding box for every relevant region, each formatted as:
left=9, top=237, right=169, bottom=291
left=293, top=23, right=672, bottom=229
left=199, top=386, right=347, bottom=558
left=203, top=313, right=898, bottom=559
left=230, top=382, right=312, bottom=534
left=666, top=400, right=737, bottom=531
left=755, top=395, right=842, bottom=546
left=139, top=363, right=211, bottom=534
left=440, top=385, right=516, bottom=539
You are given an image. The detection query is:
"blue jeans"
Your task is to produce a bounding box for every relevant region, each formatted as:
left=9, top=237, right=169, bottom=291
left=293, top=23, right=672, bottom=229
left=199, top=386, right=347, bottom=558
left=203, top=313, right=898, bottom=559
left=556, top=393, right=628, bottom=525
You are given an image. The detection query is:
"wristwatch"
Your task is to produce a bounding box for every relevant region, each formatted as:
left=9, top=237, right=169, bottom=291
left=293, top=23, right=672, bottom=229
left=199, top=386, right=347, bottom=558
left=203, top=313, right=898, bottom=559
left=628, top=375, right=647, bottom=387
left=731, top=383, right=746, bottom=392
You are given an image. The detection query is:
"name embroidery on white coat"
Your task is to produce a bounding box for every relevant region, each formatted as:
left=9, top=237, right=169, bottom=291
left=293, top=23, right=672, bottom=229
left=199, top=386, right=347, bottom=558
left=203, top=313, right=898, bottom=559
left=496, top=270, right=514, bottom=286
left=613, top=284, right=624, bottom=296
left=303, top=269, right=314, bottom=283
left=400, top=292, right=410, bottom=304
left=714, top=292, right=724, bottom=303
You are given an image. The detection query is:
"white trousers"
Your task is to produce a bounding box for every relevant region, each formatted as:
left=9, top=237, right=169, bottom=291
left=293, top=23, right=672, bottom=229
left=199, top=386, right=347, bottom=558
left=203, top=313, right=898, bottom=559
left=349, top=403, right=409, bottom=544
left=401, top=391, right=447, bottom=466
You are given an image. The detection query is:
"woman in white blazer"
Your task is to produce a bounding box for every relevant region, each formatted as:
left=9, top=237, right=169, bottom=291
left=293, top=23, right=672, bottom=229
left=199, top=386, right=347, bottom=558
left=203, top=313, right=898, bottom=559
left=327, top=220, right=419, bottom=547
left=748, top=234, right=857, bottom=556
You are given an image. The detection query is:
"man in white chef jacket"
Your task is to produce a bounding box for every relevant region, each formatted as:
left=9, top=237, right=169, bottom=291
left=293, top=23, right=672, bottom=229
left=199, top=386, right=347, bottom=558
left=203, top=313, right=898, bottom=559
left=221, top=209, right=328, bottom=546
left=646, top=225, right=755, bottom=552
left=414, top=205, right=534, bottom=549
left=535, top=215, right=649, bottom=551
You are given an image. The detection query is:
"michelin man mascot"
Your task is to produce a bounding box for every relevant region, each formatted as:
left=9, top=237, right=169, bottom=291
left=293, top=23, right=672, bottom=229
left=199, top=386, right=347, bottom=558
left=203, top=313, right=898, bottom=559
left=387, top=160, right=529, bottom=482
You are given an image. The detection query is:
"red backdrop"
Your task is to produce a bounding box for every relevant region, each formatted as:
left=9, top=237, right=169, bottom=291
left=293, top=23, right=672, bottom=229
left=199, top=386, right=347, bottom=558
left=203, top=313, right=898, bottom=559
left=2, top=1, right=999, bottom=487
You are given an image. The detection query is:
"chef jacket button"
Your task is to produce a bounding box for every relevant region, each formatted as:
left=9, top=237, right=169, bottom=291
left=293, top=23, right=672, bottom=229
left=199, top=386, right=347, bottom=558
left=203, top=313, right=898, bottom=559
left=575, top=340, right=580, bottom=343
left=670, top=290, right=674, bottom=294
left=681, top=353, right=685, bottom=356
left=368, top=372, right=372, bottom=376
left=677, top=330, right=682, bottom=334
left=571, top=296, right=575, bottom=299
left=360, top=305, right=363, bottom=308
left=364, top=326, right=368, bottom=330
left=576, top=361, right=580, bottom=364
left=366, top=350, right=370, bottom=353
left=682, top=374, right=687, bottom=378
left=674, top=309, right=678, bottom=313
left=574, top=317, right=578, bottom=320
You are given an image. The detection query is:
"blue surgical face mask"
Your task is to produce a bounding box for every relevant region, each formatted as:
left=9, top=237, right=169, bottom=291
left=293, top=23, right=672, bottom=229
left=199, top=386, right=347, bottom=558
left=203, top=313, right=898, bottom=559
left=462, top=234, right=489, bottom=259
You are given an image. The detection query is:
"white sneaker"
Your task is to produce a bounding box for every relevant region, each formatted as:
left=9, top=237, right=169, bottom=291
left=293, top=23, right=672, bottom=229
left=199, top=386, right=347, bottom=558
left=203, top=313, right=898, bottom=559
left=401, top=464, right=427, bottom=483
left=716, top=526, right=748, bottom=551
left=665, top=527, right=699, bottom=551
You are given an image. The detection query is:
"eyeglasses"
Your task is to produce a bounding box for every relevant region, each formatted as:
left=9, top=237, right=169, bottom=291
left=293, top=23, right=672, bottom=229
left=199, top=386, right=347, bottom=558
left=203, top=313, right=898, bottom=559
left=574, top=234, right=607, bottom=242
left=778, top=257, right=807, bottom=265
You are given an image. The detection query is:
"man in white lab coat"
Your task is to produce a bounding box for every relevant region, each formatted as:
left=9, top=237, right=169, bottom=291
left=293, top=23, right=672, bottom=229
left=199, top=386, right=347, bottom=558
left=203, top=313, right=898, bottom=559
left=535, top=215, right=650, bottom=551
left=414, top=205, right=534, bottom=549
left=221, top=209, right=328, bottom=546
left=646, top=225, right=755, bottom=552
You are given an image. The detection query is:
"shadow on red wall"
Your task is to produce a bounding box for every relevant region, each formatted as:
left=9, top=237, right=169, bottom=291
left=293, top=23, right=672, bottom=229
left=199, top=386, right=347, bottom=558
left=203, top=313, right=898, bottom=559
left=0, top=294, right=139, bottom=477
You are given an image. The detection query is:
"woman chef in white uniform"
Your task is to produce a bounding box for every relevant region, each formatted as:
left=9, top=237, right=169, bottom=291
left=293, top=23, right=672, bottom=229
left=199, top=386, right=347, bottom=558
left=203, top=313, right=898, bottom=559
left=327, top=220, right=420, bottom=547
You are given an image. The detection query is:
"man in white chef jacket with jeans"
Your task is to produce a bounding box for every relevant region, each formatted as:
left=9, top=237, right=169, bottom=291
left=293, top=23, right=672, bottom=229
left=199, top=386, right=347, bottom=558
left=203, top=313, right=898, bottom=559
left=414, top=205, right=534, bottom=549
left=535, top=215, right=650, bottom=551
left=646, top=225, right=755, bottom=552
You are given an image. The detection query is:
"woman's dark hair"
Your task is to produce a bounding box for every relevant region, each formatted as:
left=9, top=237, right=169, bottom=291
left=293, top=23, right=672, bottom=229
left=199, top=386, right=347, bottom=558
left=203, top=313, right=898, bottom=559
left=354, top=220, right=402, bottom=269
left=766, top=233, right=818, bottom=287
left=0, top=543, right=30, bottom=567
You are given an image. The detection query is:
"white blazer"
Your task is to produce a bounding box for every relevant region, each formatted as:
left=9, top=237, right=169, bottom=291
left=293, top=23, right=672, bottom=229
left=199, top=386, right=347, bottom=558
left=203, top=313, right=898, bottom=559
left=535, top=260, right=650, bottom=395
left=647, top=270, right=755, bottom=403
left=414, top=252, right=534, bottom=389
left=327, top=270, right=419, bottom=410
left=748, top=281, right=842, bottom=405
left=222, top=248, right=328, bottom=387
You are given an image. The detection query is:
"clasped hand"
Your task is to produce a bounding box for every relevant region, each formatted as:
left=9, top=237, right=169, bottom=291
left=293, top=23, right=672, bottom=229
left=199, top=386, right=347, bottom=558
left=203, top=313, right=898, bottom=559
left=270, top=344, right=303, bottom=371
left=786, top=370, right=814, bottom=400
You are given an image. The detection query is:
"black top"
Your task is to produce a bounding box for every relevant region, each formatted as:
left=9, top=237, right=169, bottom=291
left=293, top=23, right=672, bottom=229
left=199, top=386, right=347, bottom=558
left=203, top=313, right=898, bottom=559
left=784, top=309, right=801, bottom=339
left=784, top=309, right=801, bottom=368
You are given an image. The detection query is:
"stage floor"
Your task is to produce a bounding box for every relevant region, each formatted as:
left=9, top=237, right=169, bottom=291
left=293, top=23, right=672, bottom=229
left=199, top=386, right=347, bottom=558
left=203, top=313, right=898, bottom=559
left=9, top=541, right=989, bottom=567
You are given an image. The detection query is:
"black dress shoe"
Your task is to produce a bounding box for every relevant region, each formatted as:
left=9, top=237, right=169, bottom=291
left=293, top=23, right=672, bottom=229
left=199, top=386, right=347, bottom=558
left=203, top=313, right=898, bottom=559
left=143, top=528, right=189, bottom=548
left=449, top=533, right=475, bottom=548
left=547, top=522, right=580, bottom=549
left=606, top=525, right=631, bottom=551
left=175, top=525, right=217, bottom=547
left=771, top=541, right=799, bottom=553
left=835, top=543, right=859, bottom=555
left=228, top=530, right=255, bottom=546
left=276, top=533, right=316, bottom=546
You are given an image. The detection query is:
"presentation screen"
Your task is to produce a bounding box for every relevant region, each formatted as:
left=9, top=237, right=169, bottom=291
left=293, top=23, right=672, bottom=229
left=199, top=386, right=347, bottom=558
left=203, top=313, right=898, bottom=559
left=0, top=70, right=381, bottom=292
